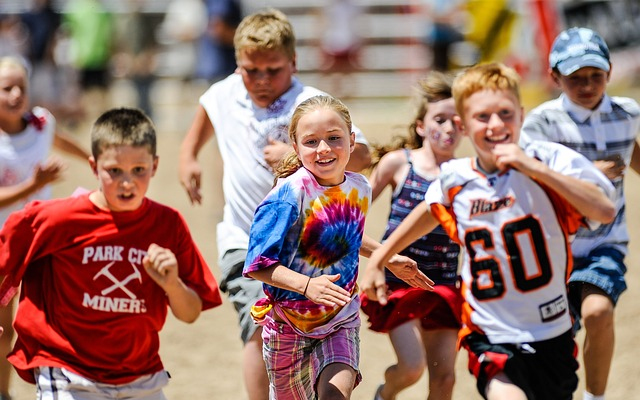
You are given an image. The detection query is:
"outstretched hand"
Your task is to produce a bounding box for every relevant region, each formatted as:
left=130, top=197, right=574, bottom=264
left=386, top=254, right=434, bottom=290
left=303, top=273, right=352, bottom=307
left=361, top=254, right=434, bottom=306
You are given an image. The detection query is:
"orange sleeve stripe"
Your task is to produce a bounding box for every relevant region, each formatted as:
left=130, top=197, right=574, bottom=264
left=534, top=180, right=585, bottom=235
left=429, top=185, right=464, bottom=245
left=534, top=180, right=581, bottom=281
left=457, top=281, right=485, bottom=349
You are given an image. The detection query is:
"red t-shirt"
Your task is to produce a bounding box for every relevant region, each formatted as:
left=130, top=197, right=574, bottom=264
left=0, top=193, right=222, bottom=384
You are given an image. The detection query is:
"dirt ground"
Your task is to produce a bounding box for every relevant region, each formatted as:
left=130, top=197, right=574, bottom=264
left=6, top=79, right=640, bottom=399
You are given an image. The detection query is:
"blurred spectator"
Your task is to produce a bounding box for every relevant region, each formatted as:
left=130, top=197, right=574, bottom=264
left=319, top=0, right=364, bottom=72
left=62, top=0, right=114, bottom=91
left=0, top=14, right=28, bottom=58
left=464, top=0, right=517, bottom=63
left=317, top=0, right=366, bottom=98
left=114, top=0, right=159, bottom=117
left=21, top=0, right=83, bottom=123
left=20, top=0, right=58, bottom=65
left=61, top=0, right=114, bottom=120
left=417, top=0, right=467, bottom=71
left=194, top=0, right=242, bottom=85
left=155, top=0, right=207, bottom=80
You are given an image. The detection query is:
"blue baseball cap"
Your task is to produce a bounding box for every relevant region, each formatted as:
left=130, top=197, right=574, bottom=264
left=549, top=27, right=610, bottom=76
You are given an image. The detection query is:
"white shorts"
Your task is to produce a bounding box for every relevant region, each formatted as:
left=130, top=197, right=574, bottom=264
left=35, top=367, right=169, bottom=400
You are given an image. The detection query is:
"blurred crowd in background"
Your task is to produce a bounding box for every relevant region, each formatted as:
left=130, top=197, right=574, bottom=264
left=1, top=0, right=640, bottom=127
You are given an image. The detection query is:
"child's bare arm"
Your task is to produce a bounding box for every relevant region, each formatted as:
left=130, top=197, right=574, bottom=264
left=247, top=264, right=352, bottom=307
left=179, top=105, right=215, bottom=205
left=629, top=140, right=640, bottom=175
left=359, top=233, right=434, bottom=290
left=53, top=130, right=90, bottom=160
left=347, top=143, right=372, bottom=172
left=368, top=150, right=404, bottom=201
left=0, top=157, right=65, bottom=208
left=143, top=244, right=203, bottom=323
left=361, top=201, right=439, bottom=304
left=495, top=143, right=615, bottom=223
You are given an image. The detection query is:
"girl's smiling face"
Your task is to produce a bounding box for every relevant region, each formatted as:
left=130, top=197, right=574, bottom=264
left=417, top=97, right=461, bottom=158
left=0, top=63, right=28, bottom=126
left=293, top=107, right=354, bottom=186
left=89, top=145, right=158, bottom=212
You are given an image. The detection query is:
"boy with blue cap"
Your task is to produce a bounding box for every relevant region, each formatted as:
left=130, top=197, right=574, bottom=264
left=521, top=27, right=640, bottom=400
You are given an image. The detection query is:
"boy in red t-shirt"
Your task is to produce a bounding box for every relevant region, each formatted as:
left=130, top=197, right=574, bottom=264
left=0, top=108, right=222, bottom=399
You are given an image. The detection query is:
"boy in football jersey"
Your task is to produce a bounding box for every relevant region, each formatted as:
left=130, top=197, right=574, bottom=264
left=362, top=62, right=616, bottom=400
left=520, top=27, right=640, bottom=400
left=178, top=8, right=371, bottom=400
left=0, top=108, right=222, bottom=399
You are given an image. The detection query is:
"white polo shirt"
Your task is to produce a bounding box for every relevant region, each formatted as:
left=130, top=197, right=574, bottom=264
left=521, top=93, right=640, bottom=257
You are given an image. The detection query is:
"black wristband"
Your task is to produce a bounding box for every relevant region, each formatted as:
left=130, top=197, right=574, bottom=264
left=303, top=276, right=311, bottom=296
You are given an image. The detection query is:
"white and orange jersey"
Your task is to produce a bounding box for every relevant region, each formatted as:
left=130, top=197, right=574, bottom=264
left=425, top=141, right=615, bottom=344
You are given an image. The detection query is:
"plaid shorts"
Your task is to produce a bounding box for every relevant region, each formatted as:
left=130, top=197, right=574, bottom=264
left=261, top=318, right=361, bottom=399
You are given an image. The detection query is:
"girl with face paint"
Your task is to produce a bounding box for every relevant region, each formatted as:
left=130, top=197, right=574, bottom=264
left=362, top=71, right=463, bottom=400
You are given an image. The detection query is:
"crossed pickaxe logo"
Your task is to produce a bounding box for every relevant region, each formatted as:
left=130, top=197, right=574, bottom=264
left=94, top=261, right=142, bottom=299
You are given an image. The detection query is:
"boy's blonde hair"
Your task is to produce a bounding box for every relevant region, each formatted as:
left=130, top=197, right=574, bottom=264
left=234, top=8, right=296, bottom=61
left=274, top=95, right=352, bottom=181
left=452, top=62, right=521, bottom=116
left=0, top=56, right=29, bottom=78
left=371, top=71, right=454, bottom=168
left=91, top=108, right=156, bottom=158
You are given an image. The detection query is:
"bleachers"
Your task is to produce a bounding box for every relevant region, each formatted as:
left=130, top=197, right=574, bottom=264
left=256, top=1, right=431, bottom=98
left=1, top=0, right=173, bottom=13
left=5, top=0, right=430, bottom=98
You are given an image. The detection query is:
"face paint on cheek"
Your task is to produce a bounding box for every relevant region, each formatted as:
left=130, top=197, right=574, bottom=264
left=431, top=131, right=442, bottom=141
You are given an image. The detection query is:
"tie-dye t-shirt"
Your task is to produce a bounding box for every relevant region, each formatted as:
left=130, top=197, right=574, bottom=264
left=243, top=167, right=371, bottom=337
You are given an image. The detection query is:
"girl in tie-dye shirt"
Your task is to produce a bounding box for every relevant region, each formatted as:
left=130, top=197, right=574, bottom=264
left=243, top=95, right=433, bottom=400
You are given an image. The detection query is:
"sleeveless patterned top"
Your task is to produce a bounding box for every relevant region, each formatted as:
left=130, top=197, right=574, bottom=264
left=382, top=150, right=460, bottom=285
